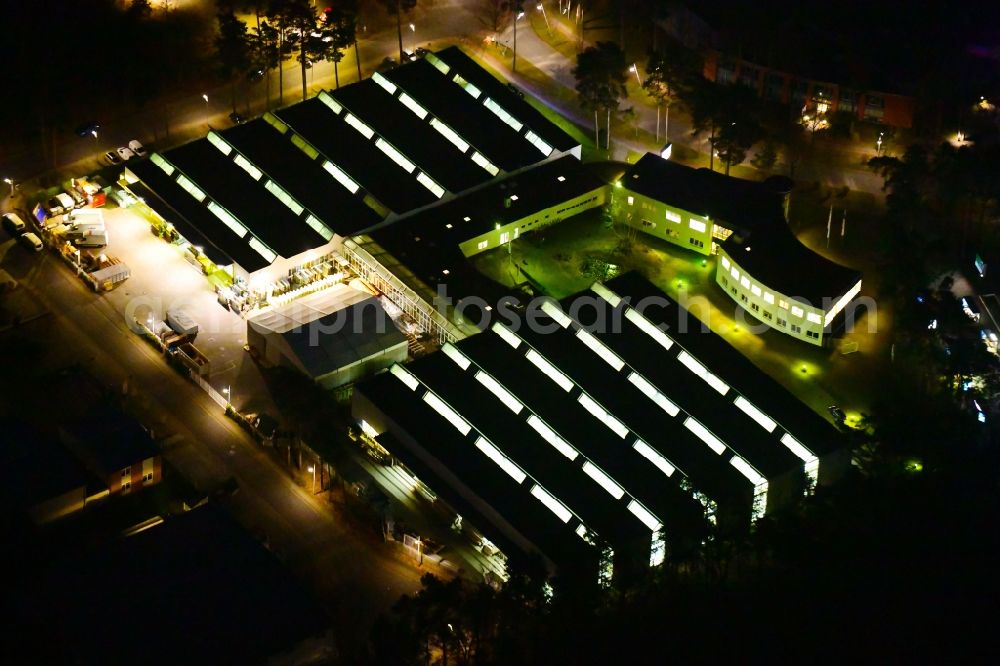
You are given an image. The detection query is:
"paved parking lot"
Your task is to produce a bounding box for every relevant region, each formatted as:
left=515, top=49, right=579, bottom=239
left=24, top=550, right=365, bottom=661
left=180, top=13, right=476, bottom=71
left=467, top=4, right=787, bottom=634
left=99, top=205, right=278, bottom=415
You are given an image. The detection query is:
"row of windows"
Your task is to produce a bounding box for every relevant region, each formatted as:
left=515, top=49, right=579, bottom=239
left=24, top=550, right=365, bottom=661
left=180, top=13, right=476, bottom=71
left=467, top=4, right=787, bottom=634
left=626, top=196, right=707, bottom=232
left=557, top=195, right=598, bottom=216
left=722, top=255, right=825, bottom=323
left=723, top=273, right=822, bottom=339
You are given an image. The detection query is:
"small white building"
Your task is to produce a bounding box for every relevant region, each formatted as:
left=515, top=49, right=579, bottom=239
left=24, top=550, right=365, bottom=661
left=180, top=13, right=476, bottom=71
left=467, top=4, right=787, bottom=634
left=247, top=283, right=409, bottom=390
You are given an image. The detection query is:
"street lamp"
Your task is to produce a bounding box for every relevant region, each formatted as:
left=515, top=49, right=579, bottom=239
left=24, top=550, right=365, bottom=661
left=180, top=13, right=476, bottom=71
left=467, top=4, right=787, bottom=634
left=876, top=131, right=884, bottom=156
left=2, top=177, right=14, bottom=197
left=202, top=93, right=209, bottom=104
left=222, top=385, right=231, bottom=407
left=307, top=464, right=316, bottom=493
left=408, top=23, right=415, bottom=53
left=629, top=63, right=641, bottom=86
left=537, top=3, right=550, bottom=31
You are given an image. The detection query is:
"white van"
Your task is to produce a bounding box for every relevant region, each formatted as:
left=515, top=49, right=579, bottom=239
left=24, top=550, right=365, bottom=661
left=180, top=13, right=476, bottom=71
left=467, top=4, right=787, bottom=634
left=2, top=212, right=26, bottom=235
left=20, top=232, right=43, bottom=252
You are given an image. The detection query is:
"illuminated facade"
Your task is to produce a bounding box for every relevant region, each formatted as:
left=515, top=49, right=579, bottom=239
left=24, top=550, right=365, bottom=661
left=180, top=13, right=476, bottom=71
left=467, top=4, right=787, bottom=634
left=353, top=274, right=847, bottom=585
left=619, top=153, right=862, bottom=347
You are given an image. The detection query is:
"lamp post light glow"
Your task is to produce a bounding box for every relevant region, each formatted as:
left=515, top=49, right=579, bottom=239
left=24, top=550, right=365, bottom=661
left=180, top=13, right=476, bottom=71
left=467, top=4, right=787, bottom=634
left=629, top=63, right=641, bottom=86
left=308, top=464, right=317, bottom=493
left=537, top=3, right=550, bottom=30
left=222, top=385, right=231, bottom=407
left=3, top=177, right=13, bottom=197
left=876, top=131, right=884, bottom=156
left=202, top=93, right=209, bottom=104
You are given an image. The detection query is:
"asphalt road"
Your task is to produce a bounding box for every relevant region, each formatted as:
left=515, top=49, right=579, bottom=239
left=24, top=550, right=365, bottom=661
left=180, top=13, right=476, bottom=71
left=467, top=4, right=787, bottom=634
left=3, top=224, right=423, bottom=653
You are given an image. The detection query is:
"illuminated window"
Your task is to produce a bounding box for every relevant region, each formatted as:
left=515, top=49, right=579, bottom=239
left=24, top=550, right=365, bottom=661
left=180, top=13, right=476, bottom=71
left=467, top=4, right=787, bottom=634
left=530, top=484, right=572, bottom=523
left=751, top=284, right=762, bottom=297
left=625, top=309, right=674, bottom=350
left=807, top=312, right=822, bottom=324
left=633, top=439, right=676, bottom=477
left=740, top=276, right=751, bottom=289
left=791, top=305, right=805, bottom=318
left=491, top=322, right=521, bottom=348
left=577, top=393, right=629, bottom=439
left=577, top=329, right=625, bottom=371
left=683, top=416, right=726, bottom=454
left=525, top=130, right=553, bottom=156
left=477, top=240, right=488, bottom=250
left=525, top=349, right=573, bottom=391
left=471, top=152, right=499, bottom=175
left=344, top=113, right=375, bottom=139
left=264, top=180, right=302, bottom=215
left=176, top=174, right=206, bottom=202
left=731, top=267, right=740, bottom=280
left=305, top=215, right=334, bottom=241
left=677, top=350, right=730, bottom=395
left=483, top=98, right=523, bottom=131
left=557, top=175, right=566, bottom=182
left=248, top=237, right=276, bottom=262
left=430, top=118, right=468, bottom=151
left=721, top=256, right=731, bottom=269
left=763, top=292, right=775, bottom=304
left=372, top=71, right=397, bottom=94
left=628, top=372, right=680, bottom=416
left=376, top=138, right=415, bottom=173
left=322, top=161, right=360, bottom=194
left=779, top=299, right=790, bottom=309
left=206, top=131, right=232, bottom=156
left=734, top=396, right=777, bottom=432
left=627, top=196, right=635, bottom=205
left=290, top=133, right=320, bottom=159
left=425, top=52, right=450, bottom=75
left=390, top=363, right=419, bottom=390
left=499, top=231, right=510, bottom=244
left=476, top=437, right=527, bottom=483
left=150, top=153, right=174, bottom=175
left=422, top=391, right=472, bottom=436
left=582, top=461, right=625, bottom=499
left=627, top=500, right=662, bottom=531
left=665, top=210, right=681, bottom=223
left=475, top=370, right=524, bottom=414
left=441, top=342, right=471, bottom=370
left=398, top=92, right=429, bottom=119
left=527, top=415, right=578, bottom=460
left=207, top=201, right=248, bottom=237
left=317, top=91, right=343, bottom=114
left=591, top=282, right=622, bottom=307
left=540, top=300, right=571, bottom=328
left=689, top=219, right=707, bottom=232
left=416, top=172, right=445, bottom=198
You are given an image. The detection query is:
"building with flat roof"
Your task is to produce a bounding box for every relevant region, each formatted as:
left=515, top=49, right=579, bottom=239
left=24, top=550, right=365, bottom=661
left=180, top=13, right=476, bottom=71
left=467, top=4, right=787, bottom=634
left=121, top=46, right=580, bottom=298
left=619, top=153, right=862, bottom=346
left=353, top=273, right=846, bottom=583
left=247, top=282, right=409, bottom=389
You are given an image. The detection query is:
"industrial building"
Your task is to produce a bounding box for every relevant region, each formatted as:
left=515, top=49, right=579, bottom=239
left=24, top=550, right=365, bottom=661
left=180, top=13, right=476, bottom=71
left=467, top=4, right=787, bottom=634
left=618, top=153, right=862, bottom=346
left=120, top=46, right=581, bottom=303
left=246, top=282, right=408, bottom=390
left=353, top=273, right=846, bottom=584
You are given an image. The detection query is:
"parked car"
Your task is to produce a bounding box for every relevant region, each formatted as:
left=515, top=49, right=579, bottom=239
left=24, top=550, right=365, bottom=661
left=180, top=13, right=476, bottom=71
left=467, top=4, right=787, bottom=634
left=47, top=192, right=76, bottom=215
left=20, top=232, right=43, bottom=252
left=247, top=68, right=264, bottom=83
left=75, top=121, right=100, bottom=137
left=415, top=47, right=430, bottom=57
left=377, top=56, right=398, bottom=72
left=2, top=212, right=26, bottom=235
left=116, top=146, right=136, bottom=162
left=827, top=405, right=847, bottom=423
left=103, top=150, right=122, bottom=166
left=229, top=111, right=246, bottom=125
left=128, top=139, right=147, bottom=158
